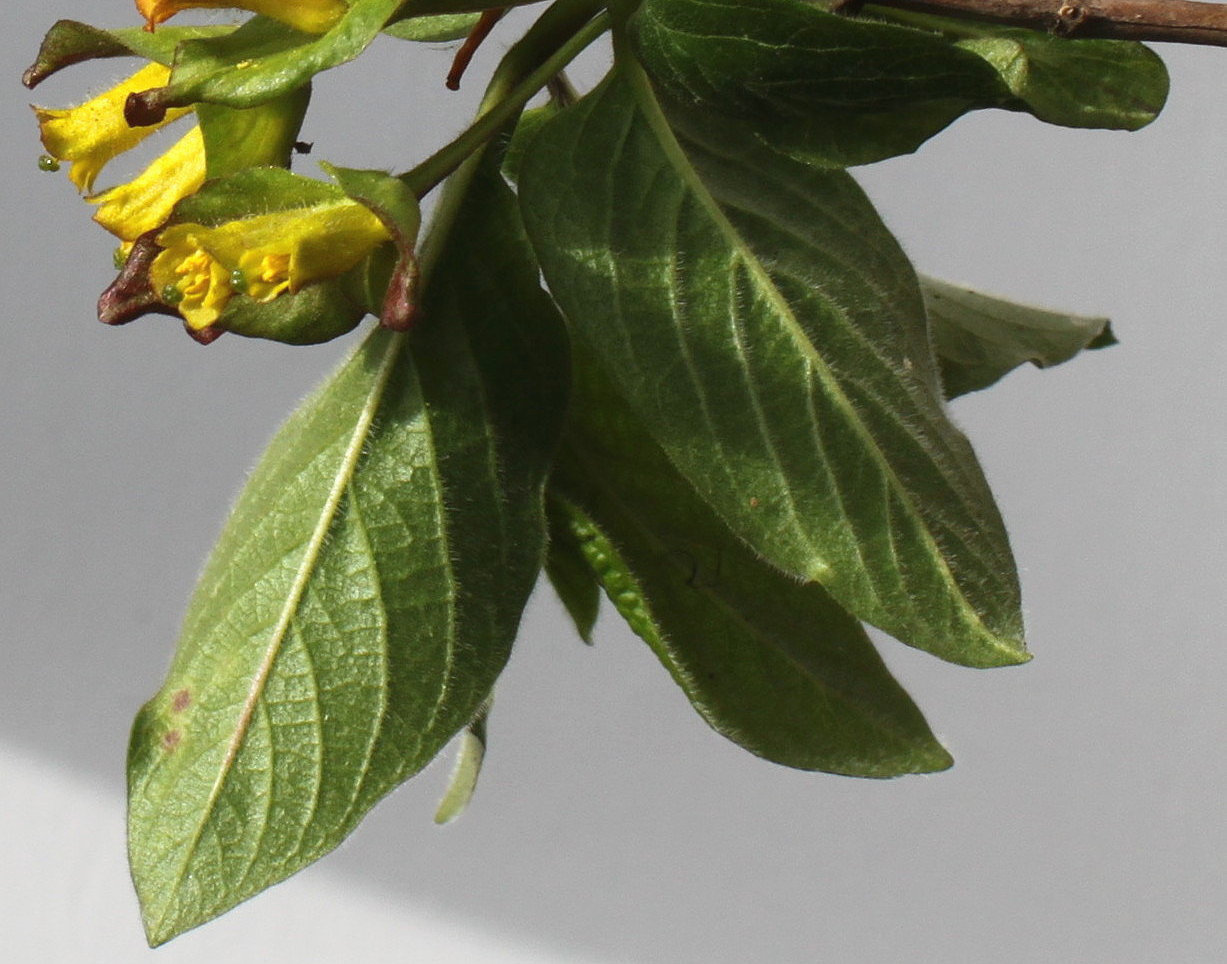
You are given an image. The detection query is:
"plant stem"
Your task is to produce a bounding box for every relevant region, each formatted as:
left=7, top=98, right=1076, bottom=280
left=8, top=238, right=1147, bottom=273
left=547, top=71, right=581, bottom=107
left=849, top=0, right=1227, bottom=46
left=401, top=0, right=609, bottom=198
left=447, top=8, right=510, bottom=91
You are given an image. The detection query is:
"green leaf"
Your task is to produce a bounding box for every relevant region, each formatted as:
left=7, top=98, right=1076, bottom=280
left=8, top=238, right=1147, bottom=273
left=214, top=276, right=368, bottom=345
left=520, top=62, right=1025, bottom=668
left=545, top=495, right=602, bottom=644
left=551, top=352, right=953, bottom=776
left=629, top=0, right=1013, bottom=166
left=22, top=19, right=234, bottom=88
left=196, top=87, right=312, bottom=178
left=955, top=29, right=1168, bottom=130
left=923, top=277, right=1116, bottom=398
left=128, top=153, right=569, bottom=945
left=126, top=1, right=406, bottom=125
left=433, top=702, right=490, bottom=825
left=503, top=103, right=562, bottom=185
left=383, top=12, right=481, bottom=42
left=860, top=6, right=1169, bottom=131
left=171, top=166, right=346, bottom=225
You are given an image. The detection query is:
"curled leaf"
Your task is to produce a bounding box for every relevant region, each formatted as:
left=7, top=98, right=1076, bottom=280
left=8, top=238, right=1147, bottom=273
left=923, top=277, right=1116, bottom=398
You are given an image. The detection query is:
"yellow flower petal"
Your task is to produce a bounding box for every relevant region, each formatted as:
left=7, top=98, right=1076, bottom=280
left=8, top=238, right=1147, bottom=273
left=150, top=236, right=235, bottom=331
left=33, top=62, right=190, bottom=193
left=90, top=126, right=207, bottom=242
left=136, top=0, right=348, bottom=34
left=151, top=199, right=389, bottom=328
left=238, top=250, right=293, bottom=302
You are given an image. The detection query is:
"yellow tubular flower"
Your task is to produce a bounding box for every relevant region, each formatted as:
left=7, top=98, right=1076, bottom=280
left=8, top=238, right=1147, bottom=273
left=33, top=62, right=190, bottom=193
left=151, top=200, right=390, bottom=330
left=90, top=126, right=207, bottom=242
left=136, top=0, right=348, bottom=34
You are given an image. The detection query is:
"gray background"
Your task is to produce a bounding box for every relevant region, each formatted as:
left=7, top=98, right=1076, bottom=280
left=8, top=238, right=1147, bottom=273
left=3, top=2, right=1225, bottom=960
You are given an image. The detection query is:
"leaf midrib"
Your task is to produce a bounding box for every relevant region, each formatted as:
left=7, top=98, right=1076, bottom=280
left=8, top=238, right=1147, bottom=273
left=616, top=54, right=1017, bottom=655
left=155, top=331, right=405, bottom=934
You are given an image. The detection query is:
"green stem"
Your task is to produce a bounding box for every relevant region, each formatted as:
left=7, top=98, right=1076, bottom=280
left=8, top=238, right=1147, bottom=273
left=400, top=0, right=609, bottom=198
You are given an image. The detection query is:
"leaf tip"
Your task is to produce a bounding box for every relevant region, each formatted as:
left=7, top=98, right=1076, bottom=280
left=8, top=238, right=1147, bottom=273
left=919, top=742, right=955, bottom=774
left=981, top=638, right=1032, bottom=668
left=1087, top=321, right=1118, bottom=350
left=433, top=713, right=489, bottom=825
left=141, top=916, right=176, bottom=949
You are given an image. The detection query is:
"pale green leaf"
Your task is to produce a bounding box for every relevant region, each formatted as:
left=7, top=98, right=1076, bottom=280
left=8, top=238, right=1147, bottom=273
left=520, top=63, right=1025, bottom=667
left=196, top=87, right=311, bottom=178
left=923, top=277, right=1116, bottom=398
left=545, top=496, right=602, bottom=644
left=434, top=703, right=489, bottom=825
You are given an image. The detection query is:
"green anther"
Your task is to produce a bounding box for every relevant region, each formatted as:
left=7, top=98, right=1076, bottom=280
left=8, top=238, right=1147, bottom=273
left=38, top=154, right=61, bottom=173
left=230, top=269, right=247, bottom=292
left=161, top=284, right=185, bottom=306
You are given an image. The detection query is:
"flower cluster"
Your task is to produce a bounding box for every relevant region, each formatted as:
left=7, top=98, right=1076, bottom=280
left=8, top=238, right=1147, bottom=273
left=151, top=201, right=390, bottom=330
left=28, top=0, right=396, bottom=343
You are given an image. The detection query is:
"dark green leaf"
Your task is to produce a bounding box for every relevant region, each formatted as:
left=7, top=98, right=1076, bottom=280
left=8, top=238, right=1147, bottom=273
left=552, top=352, right=953, bottom=776
left=503, top=104, right=562, bottom=185
left=860, top=5, right=1168, bottom=131
left=126, top=1, right=405, bottom=125
left=955, top=29, right=1168, bottom=130
left=520, top=63, right=1025, bottom=668
left=23, top=19, right=234, bottom=88
left=128, top=152, right=569, bottom=945
left=923, top=277, right=1116, bottom=398
left=545, top=496, right=602, bottom=644
left=214, top=275, right=367, bottom=344
left=630, top=0, right=1012, bottom=166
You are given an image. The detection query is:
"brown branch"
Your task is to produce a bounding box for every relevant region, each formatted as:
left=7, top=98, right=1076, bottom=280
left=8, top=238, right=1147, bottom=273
left=446, top=8, right=509, bottom=91
left=851, top=0, right=1227, bottom=47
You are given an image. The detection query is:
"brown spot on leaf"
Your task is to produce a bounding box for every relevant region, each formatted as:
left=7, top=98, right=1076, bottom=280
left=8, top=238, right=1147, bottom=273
left=171, top=688, right=191, bottom=713
left=162, top=729, right=182, bottom=751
